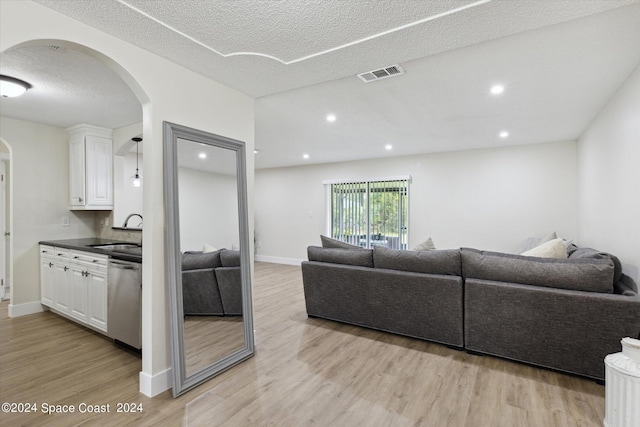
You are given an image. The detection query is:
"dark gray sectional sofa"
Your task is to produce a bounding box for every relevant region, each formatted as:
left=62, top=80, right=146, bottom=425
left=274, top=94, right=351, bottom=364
left=182, top=249, right=242, bottom=316
left=303, top=246, right=465, bottom=348
left=301, top=243, right=640, bottom=381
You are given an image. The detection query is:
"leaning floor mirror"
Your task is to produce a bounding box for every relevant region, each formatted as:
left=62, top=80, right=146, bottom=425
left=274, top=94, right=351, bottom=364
left=164, top=121, right=254, bottom=397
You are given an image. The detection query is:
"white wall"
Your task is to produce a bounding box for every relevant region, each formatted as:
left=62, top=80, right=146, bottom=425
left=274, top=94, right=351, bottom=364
left=578, top=65, right=640, bottom=284
left=1, top=0, right=254, bottom=397
left=112, top=122, right=144, bottom=229
left=255, top=141, right=578, bottom=262
left=0, top=117, right=96, bottom=304
left=178, top=168, right=239, bottom=252
left=113, top=151, right=143, bottom=227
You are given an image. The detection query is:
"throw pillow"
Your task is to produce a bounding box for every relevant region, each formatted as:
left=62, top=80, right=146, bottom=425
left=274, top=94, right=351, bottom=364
left=516, top=231, right=557, bottom=254
left=521, top=238, right=567, bottom=259
left=203, top=243, right=217, bottom=253
left=320, top=235, right=362, bottom=249
left=412, top=237, right=436, bottom=251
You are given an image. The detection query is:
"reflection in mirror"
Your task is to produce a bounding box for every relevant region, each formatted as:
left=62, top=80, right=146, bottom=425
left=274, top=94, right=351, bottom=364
left=164, top=122, right=254, bottom=397
left=178, top=140, right=244, bottom=376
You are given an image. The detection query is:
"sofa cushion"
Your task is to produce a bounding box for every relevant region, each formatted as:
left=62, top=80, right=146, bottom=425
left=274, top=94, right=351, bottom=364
left=308, top=246, right=374, bottom=268
left=182, top=250, right=222, bottom=271
left=569, top=247, right=622, bottom=284
left=520, top=238, right=567, bottom=259
left=373, top=246, right=461, bottom=276
left=320, top=235, right=362, bottom=249
left=461, top=247, right=614, bottom=293
left=220, top=249, right=241, bottom=267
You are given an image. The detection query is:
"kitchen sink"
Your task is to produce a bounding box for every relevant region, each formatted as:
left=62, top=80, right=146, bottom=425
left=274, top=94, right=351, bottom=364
left=91, top=243, right=141, bottom=251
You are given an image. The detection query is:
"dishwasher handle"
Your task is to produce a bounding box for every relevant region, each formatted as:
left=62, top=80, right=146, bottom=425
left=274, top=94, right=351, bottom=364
left=109, top=261, right=140, bottom=270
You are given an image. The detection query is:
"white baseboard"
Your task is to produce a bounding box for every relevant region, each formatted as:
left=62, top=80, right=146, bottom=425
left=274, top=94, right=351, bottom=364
left=8, top=300, right=45, bottom=317
left=255, top=255, right=303, bottom=266
left=139, top=367, right=172, bottom=397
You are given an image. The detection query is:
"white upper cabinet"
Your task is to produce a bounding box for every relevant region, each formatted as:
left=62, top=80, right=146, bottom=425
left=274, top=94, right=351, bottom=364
left=67, top=124, right=113, bottom=210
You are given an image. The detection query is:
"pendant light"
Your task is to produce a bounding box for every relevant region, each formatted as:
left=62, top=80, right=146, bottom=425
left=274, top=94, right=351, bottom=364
left=130, top=137, right=142, bottom=187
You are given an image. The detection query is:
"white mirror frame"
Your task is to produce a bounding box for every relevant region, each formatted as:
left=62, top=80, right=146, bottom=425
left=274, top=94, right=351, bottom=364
left=163, top=121, right=255, bottom=397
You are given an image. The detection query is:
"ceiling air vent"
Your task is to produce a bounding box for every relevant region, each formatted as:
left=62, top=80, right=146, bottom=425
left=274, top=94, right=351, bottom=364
left=357, top=64, right=405, bottom=83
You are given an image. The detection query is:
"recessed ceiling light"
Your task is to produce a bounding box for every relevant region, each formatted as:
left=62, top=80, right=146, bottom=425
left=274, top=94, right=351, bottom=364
left=198, top=152, right=207, bottom=159
left=385, top=144, right=393, bottom=150
left=326, top=114, right=336, bottom=123
left=303, top=154, right=310, bottom=159
left=253, top=149, right=259, bottom=154
left=491, top=85, right=504, bottom=95
left=499, top=131, right=509, bottom=138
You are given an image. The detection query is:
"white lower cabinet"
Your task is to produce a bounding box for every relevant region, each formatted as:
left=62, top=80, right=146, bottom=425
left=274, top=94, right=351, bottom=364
left=87, top=263, right=108, bottom=332
left=40, top=245, right=108, bottom=334
left=39, top=246, right=55, bottom=307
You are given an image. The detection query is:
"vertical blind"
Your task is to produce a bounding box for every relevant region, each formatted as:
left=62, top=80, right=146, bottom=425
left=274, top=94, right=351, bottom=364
left=330, top=178, right=409, bottom=249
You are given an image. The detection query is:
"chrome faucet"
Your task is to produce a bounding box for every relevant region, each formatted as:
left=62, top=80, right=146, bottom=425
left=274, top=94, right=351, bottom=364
left=122, top=213, right=143, bottom=229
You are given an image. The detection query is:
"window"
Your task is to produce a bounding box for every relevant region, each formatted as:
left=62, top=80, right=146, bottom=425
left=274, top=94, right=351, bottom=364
left=328, top=177, right=409, bottom=249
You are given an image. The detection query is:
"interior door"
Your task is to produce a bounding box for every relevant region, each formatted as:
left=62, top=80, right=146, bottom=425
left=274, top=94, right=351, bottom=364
left=0, top=160, right=5, bottom=300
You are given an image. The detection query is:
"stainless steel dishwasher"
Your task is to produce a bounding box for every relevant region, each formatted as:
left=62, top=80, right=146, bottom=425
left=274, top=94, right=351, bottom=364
left=108, top=259, right=142, bottom=350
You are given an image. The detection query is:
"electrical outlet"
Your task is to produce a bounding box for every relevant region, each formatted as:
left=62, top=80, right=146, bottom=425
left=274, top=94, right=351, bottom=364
left=104, top=217, right=109, bottom=227
left=62, top=216, right=70, bottom=227
left=257, top=241, right=262, bottom=248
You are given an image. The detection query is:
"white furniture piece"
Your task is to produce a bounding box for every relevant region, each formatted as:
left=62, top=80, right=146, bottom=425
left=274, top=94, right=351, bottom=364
left=67, top=124, right=113, bottom=210
left=40, top=245, right=109, bottom=333
left=604, top=337, right=640, bottom=427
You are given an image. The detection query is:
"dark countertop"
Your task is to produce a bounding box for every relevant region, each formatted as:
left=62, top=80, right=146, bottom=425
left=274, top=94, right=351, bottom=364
left=39, top=238, right=142, bottom=263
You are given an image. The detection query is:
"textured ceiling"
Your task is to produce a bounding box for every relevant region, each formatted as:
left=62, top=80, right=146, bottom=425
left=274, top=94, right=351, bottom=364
left=255, top=3, right=640, bottom=168
left=1, top=0, right=639, bottom=169
left=33, top=0, right=637, bottom=98
left=0, top=43, right=142, bottom=129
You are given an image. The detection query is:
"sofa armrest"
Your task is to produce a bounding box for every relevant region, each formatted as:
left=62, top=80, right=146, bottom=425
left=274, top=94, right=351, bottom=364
left=215, top=267, right=242, bottom=315
left=465, top=278, right=640, bottom=380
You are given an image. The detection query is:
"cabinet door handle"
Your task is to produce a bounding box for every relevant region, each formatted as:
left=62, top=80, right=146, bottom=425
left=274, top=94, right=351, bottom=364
left=48, top=262, right=53, bottom=268
left=79, top=197, right=84, bottom=203
left=63, top=266, right=68, bottom=271
left=92, top=260, right=99, bottom=263
left=74, top=256, right=79, bottom=259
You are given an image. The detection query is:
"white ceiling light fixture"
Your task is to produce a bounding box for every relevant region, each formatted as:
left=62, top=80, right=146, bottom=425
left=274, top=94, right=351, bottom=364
left=303, top=154, right=310, bottom=159
left=198, top=152, right=207, bottom=159
left=130, top=137, right=143, bottom=187
left=491, top=84, right=505, bottom=95
left=253, top=149, right=259, bottom=154
left=326, top=114, right=337, bottom=122
left=0, top=75, right=32, bottom=97
left=385, top=144, right=393, bottom=150
left=499, top=131, right=509, bottom=138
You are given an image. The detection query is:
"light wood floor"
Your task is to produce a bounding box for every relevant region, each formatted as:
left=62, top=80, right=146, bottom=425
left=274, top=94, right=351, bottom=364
left=0, top=262, right=605, bottom=426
